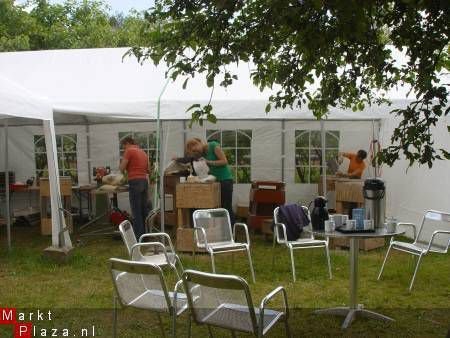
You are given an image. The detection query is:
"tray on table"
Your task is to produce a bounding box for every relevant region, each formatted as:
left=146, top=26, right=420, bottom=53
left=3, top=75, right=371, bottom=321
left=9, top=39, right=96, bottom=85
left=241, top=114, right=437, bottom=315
left=335, top=226, right=375, bottom=234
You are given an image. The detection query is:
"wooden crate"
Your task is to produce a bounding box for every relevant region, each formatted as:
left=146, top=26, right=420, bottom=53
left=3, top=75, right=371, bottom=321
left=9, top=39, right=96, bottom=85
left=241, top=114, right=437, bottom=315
left=176, top=182, right=220, bottom=209
left=40, top=177, right=72, bottom=236
left=40, top=217, right=73, bottom=235
left=39, top=177, right=72, bottom=197
left=335, top=181, right=364, bottom=203
left=236, top=205, right=249, bottom=219
left=176, top=228, right=206, bottom=253
left=261, top=218, right=273, bottom=240
left=330, top=237, right=385, bottom=251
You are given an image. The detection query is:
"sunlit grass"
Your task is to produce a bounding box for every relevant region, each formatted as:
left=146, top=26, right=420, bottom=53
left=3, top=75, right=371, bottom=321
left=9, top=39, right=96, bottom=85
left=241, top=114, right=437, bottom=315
left=0, top=226, right=448, bottom=337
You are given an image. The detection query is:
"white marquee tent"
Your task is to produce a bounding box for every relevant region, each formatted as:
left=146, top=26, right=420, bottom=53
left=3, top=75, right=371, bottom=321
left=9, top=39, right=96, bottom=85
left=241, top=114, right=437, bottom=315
left=0, top=48, right=449, bottom=248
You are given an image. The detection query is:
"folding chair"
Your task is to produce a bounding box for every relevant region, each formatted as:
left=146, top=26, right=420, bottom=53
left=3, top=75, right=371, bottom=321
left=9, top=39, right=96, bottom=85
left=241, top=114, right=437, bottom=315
left=119, top=220, right=183, bottom=278
left=378, top=210, right=450, bottom=291
left=193, top=208, right=256, bottom=283
left=110, top=258, right=190, bottom=337
left=182, top=269, right=291, bottom=337
left=272, top=206, right=332, bottom=282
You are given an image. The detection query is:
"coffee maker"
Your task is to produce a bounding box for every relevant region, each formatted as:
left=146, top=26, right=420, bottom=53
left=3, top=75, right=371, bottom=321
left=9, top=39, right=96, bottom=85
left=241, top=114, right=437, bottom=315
left=310, top=196, right=329, bottom=231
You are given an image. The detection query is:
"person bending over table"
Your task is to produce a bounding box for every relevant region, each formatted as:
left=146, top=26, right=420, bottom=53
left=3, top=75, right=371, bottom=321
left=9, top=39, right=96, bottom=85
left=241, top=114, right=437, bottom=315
left=185, top=137, right=235, bottom=225
left=337, top=150, right=367, bottom=179
left=119, top=136, right=149, bottom=239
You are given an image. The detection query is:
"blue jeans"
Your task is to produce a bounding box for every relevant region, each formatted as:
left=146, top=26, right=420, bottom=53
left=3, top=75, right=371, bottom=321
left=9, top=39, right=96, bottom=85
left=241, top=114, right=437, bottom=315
left=128, top=179, right=149, bottom=240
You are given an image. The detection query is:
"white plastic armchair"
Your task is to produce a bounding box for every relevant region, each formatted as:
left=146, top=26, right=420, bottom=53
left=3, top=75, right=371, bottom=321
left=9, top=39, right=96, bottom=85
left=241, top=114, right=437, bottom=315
left=182, top=269, right=290, bottom=337
left=378, top=210, right=450, bottom=291
left=118, top=220, right=183, bottom=278
left=193, top=208, right=256, bottom=283
left=272, top=206, right=332, bottom=282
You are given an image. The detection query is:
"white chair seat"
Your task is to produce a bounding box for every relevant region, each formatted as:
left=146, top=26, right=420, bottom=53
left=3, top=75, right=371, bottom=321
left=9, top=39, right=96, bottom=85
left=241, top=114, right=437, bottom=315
left=129, top=290, right=188, bottom=314
left=138, top=252, right=177, bottom=266
left=207, top=241, right=247, bottom=252
left=202, top=303, right=283, bottom=334
left=288, top=239, right=327, bottom=247
left=391, top=241, right=428, bottom=254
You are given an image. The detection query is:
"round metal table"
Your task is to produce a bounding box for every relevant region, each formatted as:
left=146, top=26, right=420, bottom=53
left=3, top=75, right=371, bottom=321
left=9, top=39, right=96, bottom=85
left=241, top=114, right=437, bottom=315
left=313, top=228, right=404, bottom=329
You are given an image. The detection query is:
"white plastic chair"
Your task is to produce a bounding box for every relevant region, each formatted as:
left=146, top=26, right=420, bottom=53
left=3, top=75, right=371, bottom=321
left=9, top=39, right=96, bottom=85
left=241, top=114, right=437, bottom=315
left=272, top=206, right=332, bottom=282
left=378, top=210, right=450, bottom=291
left=119, top=220, right=183, bottom=278
left=182, top=269, right=291, bottom=337
left=193, top=208, right=256, bottom=283
left=110, top=258, right=190, bottom=337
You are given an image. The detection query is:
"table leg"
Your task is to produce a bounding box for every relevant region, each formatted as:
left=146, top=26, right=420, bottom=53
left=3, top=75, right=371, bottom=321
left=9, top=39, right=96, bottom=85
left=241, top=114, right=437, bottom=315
left=349, top=237, right=359, bottom=309
left=315, top=236, right=394, bottom=329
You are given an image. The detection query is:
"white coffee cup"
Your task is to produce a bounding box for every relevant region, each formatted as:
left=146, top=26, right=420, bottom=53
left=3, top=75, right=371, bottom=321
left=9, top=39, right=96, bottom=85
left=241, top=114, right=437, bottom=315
left=346, top=220, right=356, bottom=230
left=325, top=220, right=335, bottom=232
left=364, top=219, right=374, bottom=230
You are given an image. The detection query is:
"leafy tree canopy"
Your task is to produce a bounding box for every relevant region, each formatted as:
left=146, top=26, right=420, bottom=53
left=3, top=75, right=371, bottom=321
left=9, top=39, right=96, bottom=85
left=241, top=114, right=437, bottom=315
left=131, top=0, right=450, bottom=167
left=0, top=0, right=150, bottom=51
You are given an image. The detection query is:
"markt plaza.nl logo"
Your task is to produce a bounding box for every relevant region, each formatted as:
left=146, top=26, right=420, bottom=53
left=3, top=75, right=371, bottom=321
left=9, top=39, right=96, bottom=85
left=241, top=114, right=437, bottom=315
left=1, top=308, right=96, bottom=337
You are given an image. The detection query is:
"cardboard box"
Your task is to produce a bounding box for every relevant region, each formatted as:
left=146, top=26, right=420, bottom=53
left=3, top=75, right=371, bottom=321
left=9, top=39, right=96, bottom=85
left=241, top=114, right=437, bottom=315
left=39, top=177, right=72, bottom=197
left=236, top=205, right=249, bottom=219
left=335, top=181, right=364, bottom=203
left=176, top=227, right=206, bottom=253
left=176, top=182, right=220, bottom=209
left=40, top=217, right=73, bottom=235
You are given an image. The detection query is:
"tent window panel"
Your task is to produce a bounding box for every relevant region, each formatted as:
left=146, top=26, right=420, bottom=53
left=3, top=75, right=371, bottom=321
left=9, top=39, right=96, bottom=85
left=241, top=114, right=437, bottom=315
left=222, top=130, right=236, bottom=148
left=118, top=131, right=157, bottom=164
left=310, top=167, right=321, bottom=184
left=295, top=130, right=340, bottom=184
left=34, top=134, right=78, bottom=184
left=295, top=167, right=309, bottom=184
left=223, top=148, right=236, bottom=166
left=237, top=130, right=252, bottom=147
left=207, top=129, right=252, bottom=184
left=237, top=149, right=251, bottom=166
left=236, top=167, right=251, bottom=183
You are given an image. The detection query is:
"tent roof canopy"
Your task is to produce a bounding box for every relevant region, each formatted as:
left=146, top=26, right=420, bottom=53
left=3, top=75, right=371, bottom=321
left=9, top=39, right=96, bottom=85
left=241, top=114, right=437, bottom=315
left=0, top=75, right=53, bottom=122
left=0, top=47, right=418, bottom=125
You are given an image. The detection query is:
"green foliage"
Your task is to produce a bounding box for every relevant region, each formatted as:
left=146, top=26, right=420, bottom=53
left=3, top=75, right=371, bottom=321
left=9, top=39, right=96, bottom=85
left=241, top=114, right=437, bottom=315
left=132, top=0, right=450, bottom=167
left=0, top=0, right=150, bottom=51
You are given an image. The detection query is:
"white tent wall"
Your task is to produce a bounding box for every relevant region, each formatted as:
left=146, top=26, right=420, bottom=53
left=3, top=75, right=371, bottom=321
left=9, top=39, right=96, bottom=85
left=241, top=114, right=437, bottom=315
left=381, top=117, right=450, bottom=246
left=3, top=118, right=377, bottom=217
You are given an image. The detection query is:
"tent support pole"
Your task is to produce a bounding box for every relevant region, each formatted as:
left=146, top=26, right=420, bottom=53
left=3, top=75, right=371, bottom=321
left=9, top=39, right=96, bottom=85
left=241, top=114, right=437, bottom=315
left=159, top=123, right=165, bottom=232
left=281, top=120, right=285, bottom=182
left=4, top=119, right=11, bottom=251
left=156, top=78, right=170, bottom=233
left=182, top=120, right=187, bottom=147
left=85, top=117, right=92, bottom=184
left=43, top=119, right=72, bottom=249
left=320, top=120, right=327, bottom=197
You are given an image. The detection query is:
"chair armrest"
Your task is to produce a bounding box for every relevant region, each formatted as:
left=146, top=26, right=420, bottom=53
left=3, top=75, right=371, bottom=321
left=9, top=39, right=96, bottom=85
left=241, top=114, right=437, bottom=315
left=193, top=227, right=209, bottom=248
left=173, top=280, right=184, bottom=313
left=130, top=242, right=169, bottom=262
left=427, top=230, right=450, bottom=252
left=396, top=222, right=417, bottom=240
left=234, top=222, right=250, bottom=245
left=274, top=223, right=288, bottom=244
left=260, top=286, right=289, bottom=324
left=139, top=232, right=175, bottom=253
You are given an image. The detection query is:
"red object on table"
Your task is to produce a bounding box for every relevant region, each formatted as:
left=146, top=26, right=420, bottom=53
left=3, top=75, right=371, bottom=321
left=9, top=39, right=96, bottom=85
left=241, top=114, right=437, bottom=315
left=10, top=183, right=28, bottom=191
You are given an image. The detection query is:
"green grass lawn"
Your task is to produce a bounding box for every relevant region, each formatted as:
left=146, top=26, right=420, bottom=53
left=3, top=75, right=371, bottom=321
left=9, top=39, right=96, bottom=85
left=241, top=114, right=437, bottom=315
left=0, top=226, right=449, bottom=337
